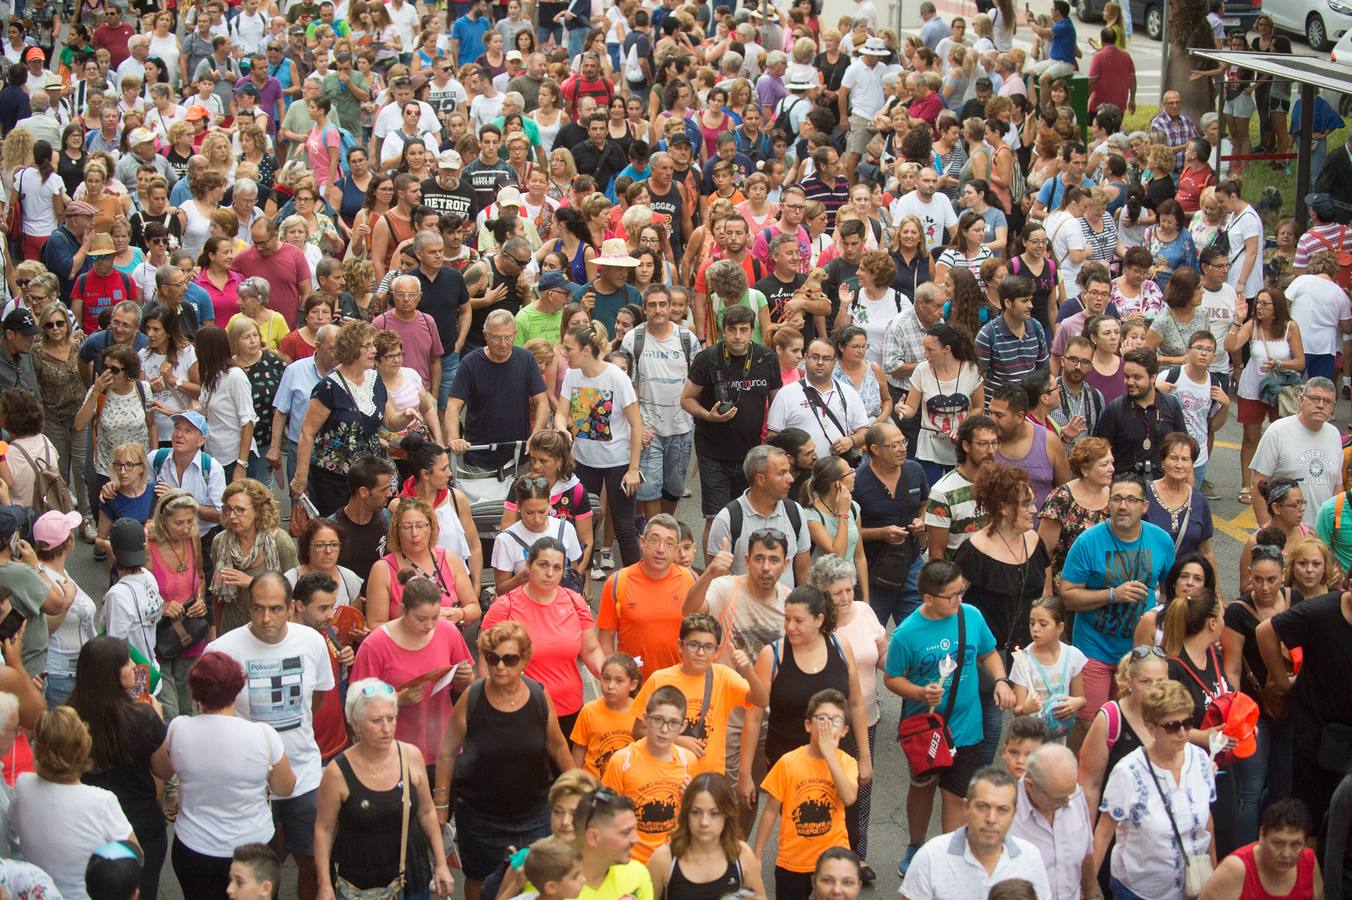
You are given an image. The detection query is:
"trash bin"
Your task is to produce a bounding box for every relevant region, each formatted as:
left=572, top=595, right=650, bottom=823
left=1069, top=73, right=1091, bottom=142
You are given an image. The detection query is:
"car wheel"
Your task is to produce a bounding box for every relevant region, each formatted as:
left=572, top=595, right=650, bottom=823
left=1076, top=0, right=1094, bottom=21
left=1307, top=14, right=1330, bottom=50
left=1145, top=4, right=1163, bottom=39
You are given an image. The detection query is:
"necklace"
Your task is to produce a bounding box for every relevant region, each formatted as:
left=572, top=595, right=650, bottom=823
left=163, top=539, right=191, bottom=573
left=488, top=680, right=528, bottom=711
left=349, top=745, right=396, bottom=784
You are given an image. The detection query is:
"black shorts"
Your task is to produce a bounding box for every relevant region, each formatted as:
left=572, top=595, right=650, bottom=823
left=938, top=743, right=987, bottom=798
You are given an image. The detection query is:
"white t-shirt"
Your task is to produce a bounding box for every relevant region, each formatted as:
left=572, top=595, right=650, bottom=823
left=1251, top=417, right=1343, bottom=527
left=620, top=324, right=700, bottom=436
left=1046, top=209, right=1087, bottom=299
left=201, top=367, right=259, bottom=467
left=166, top=714, right=286, bottom=856
left=492, top=515, right=583, bottom=573
left=910, top=360, right=983, bottom=467
left=207, top=623, right=335, bottom=797
left=848, top=288, right=909, bottom=365
left=767, top=378, right=870, bottom=459
left=1287, top=273, right=1352, bottom=355
left=283, top=565, right=364, bottom=607
left=386, top=0, right=420, bottom=51
left=1158, top=366, right=1214, bottom=466
left=141, top=344, right=199, bottom=440
left=1010, top=641, right=1088, bottom=707
left=372, top=99, right=440, bottom=142
left=14, top=168, right=65, bottom=238
left=40, top=564, right=96, bottom=677
left=560, top=362, right=639, bottom=469
left=102, top=570, right=165, bottom=676
left=12, top=776, right=133, bottom=900
left=470, top=93, right=506, bottom=131
left=840, top=57, right=887, bottom=119
left=888, top=191, right=957, bottom=254
left=1224, top=206, right=1265, bottom=298
left=1198, top=282, right=1237, bottom=375
left=380, top=129, right=440, bottom=165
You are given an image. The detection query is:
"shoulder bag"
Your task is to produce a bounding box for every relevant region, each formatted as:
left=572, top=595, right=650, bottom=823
left=6, top=167, right=25, bottom=239
left=897, top=607, right=965, bottom=779
left=1142, top=750, right=1213, bottom=898
left=335, top=744, right=410, bottom=899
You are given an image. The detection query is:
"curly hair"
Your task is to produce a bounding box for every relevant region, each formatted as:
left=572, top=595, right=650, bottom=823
left=857, top=250, right=897, bottom=288
left=971, top=462, right=1032, bottom=530
left=1066, top=436, right=1111, bottom=479
left=220, top=478, right=281, bottom=533
left=477, top=620, right=533, bottom=663
left=386, top=496, right=440, bottom=557
left=333, top=319, right=374, bottom=365
left=704, top=258, right=749, bottom=303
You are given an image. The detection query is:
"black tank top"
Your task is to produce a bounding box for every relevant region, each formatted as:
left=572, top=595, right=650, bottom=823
left=453, top=677, right=551, bottom=820
left=765, top=636, right=850, bottom=765
left=1104, top=700, right=1144, bottom=775
left=666, top=856, right=742, bottom=900
left=331, top=751, right=431, bottom=889
left=466, top=255, right=526, bottom=349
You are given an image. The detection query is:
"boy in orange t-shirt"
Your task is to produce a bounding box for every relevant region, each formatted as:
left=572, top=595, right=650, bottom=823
left=754, top=688, right=859, bottom=900
left=571, top=653, right=641, bottom=776
left=632, top=613, right=769, bottom=776
left=600, top=685, right=694, bottom=864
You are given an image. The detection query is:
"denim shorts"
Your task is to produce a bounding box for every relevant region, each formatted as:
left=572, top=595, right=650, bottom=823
left=272, top=788, right=319, bottom=857
left=697, top=456, right=748, bottom=517
left=455, top=804, right=551, bottom=882
left=637, top=432, right=693, bottom=502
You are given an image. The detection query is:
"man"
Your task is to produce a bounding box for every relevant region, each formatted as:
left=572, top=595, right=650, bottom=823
left=1023, top=0, right=1077, bottom=103
left=290, top=571, right=351, bottom=764
left=768, top=337, right=869, bottom=461
left=516, top=271, right=575, bottom=346
left=270, top=325, right=338, bottom=483
left=620, top=13, right=653, bottom=108
left=1288, top=250, right=1352, bottom=382
left=369, top=275, right=443, bottom=393
left=682, top=305, right=782, bottom=541
left=755, top=51, right=788, bottom=120
left=732, top=105, right=772, bottom=165
left=232, top=218, right=311, bottom=327
left=933, top=17, right=970, bottom=65
left=881, top=280, right=945, bottom=446
left=147, top=263, right=201, bottom=337
left=192, top=36, right=241, bottom=115
left=957, top=76, right=994, bottom=122
left=919, top=1, right=948, bottom=49
left=449, top=0, right=492, bottom=67
left=1094, top=348, right=1189, bottom=479
left=889, top=169, right=958, bottom=256
left=115, top=127, right=176, bottom=188
left=705, top=444, right=811, bottom=587
left=1087, top=27, right=1135, bottom=115
left=572, top=241, right=643, bottom=334
left=754, top=233, right=819, bottom=343
left=426, top=57, right=468, bottom=116
left=1158, top=331, right=1229, bottom=491
left=405, top=230, right=470, bottom=409
left=151, top=412, right=226, bottom=536
left=1313, top=133, right=1352, bottom=222
left=327, top=455, right=396, bottom=590
left=571, top=113, right=627, bottom=200
left=989, top=382, right=1069, bottom=507
left=799, top=146, right=850, bottom=232
left=750, top=185, right=811, bottom=273
left=207, top=571, right=334, bottom=900
left=78, top=299, right=147, bottom=383
left=115, top=34, right=150, bottom=82
left=1029, top=143, right=1091, bottom=221
left=598, top=514, right=699, bottom=679
left=838, top=36, right=891, bottom=182
left=1198, top=245, right=1240, bottom=398
left=14, top=91, right=61, bottom=147
left=230, top=0, right=271, bottom=55
left=620, top=286, right=701, bottom=519
left=461, top=124, right=518, bottom=213
left=976, top=276, right=1050, bottom=393
left=1059, top=472, right=1175, bottom=730
left=561, top=52, right=615, bottom=122
left=71, top=233, right=138, bottom=336
left=902, top=766, right=1051, bottom=899
left=463, top=236, right=532, bottom=352
left=1151, top=90, right=1200, bottom=169
left=84, top=107, right=123, bottom=157
left=1050, top=264, right=1114, bottom=364
left=0, top=309, right=38, bottom=394
left=371, top=78, right=441, bottom=156
left=571, top=790, right=653, bottom=900
left=698, top=132, right=753, bottom=196
left=1008, top=744, right=1094, bottom=900
left=886, top=562, right=1018, bottom=870
left=854, top=421, right=929, bottom=627
left=1251, top=378, right=1341, bottom=528
left=926, top=414, right=999, bottom=561
left=234, top=52, right=284, bottom=135
left=646, top=151, right=693, bottom=266
left=1196, top=799, right=1319, bottom=900
left=1293, top=192, right=1352, bottom=277
left=182, top=15, right=218, bottom=88
left=93, top=8, right=133, bottom=68
left=773, top=75, right=814, bottom=140
left=468, top=66, right=505, bottom=131
left=446, top=308, right=549, bottom=468
left=1052, top=336, right=1106, bottom=444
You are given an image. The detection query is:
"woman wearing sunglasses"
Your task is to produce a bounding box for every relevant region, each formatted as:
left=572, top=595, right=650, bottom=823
left=73, top=344, right=156, bottom=500
left=435, top=620, right=574, bottom=900
left=1078, top=645, right=1169, bottom=822
left=1092, top=679, right=1216, bottom=900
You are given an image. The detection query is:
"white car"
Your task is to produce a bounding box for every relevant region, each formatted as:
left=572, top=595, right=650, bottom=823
left=1272, top=0, right=1352, bottom=51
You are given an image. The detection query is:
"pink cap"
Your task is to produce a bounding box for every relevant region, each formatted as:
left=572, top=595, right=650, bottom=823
left=32, top=510, right=82, bottom=550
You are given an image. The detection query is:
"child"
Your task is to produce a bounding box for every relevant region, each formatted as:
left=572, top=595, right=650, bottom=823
left=510, top=836, right=585, bottom=900
left=675, top=522, right=699, bottom=572
left=571, top=652, right=640, bottom=776
left=754, top=688, right=859, bottom=900
left=1010, top=596, right=1087, bottom=741
left=600, top=685, right=695, bottom=864
left=1000, top=715, right=1051, bottom=780
left=226, top=842, right=280, bottom=900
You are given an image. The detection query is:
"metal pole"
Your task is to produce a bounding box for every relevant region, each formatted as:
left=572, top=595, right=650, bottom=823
left=1295, top=81, right=1315, bottom=232
left=1216, top=73, right=1226, bottom=176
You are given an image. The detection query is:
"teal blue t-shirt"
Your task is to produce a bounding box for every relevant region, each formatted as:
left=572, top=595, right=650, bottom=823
left=884, top=604, right=996, bottom=748
left=1062, top=520, right=1176, bottom=664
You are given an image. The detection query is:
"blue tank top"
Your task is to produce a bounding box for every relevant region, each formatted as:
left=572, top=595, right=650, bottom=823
left=335, top=175, right=366, bottom=226
left=270, top=61, right=294, bottom=109
left=554, top=238, right=588, bottom=284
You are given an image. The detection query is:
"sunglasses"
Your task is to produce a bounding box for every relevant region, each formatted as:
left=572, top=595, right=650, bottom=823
left=1157, top=719, right=1190, bottom=734
left=15, top=279, right=29, bottom=287
left=42, top=320, right=63, bottom=330
left=484, top=650, right=523, bottom=668
left=105, top=365, right=125, bottom=375
left=1130, top=645, right=1167, bottom=660
left=360, top=682, right=395, bottom=697
left=576, top=787, right=621, bottom=829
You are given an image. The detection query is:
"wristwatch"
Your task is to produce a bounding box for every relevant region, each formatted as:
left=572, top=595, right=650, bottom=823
left=996, top=677, right=1014, bottom=689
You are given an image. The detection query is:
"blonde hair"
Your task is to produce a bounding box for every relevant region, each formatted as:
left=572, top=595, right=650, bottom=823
left=220, top=479, right=281, bottom=533
left=149, top=489, right=201, bottom=543
left=32, top=707, right=93, bottom=782
left=225, top=315, right=262, bottom=355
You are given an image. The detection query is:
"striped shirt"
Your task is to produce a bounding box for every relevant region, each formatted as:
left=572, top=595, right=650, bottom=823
left=975, top=315, right=1050, bottom=392
left=799, top=172, right=850, bottom=231
left=925, top=469, right=984, bottom=555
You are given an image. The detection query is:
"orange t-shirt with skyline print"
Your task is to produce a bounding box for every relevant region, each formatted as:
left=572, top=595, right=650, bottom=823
left=600, top=738, right=693, bottom=864
left=570, top=698, right=638, bottom=777
left=761, top=745, right=857, bottom=873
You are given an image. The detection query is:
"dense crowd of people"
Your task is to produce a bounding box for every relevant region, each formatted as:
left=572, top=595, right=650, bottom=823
left=0, top=0, right=1348, bottom=897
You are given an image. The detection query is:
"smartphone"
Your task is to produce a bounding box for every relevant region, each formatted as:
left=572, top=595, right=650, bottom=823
left=0, top=608, right=24, bottom=643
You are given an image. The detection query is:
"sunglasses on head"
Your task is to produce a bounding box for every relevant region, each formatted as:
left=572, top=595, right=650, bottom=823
left=1130, top=645, right=1167, bottom=660
left=484, top=650, right=522, bottom=668
left=576, top=787, right=622, bottom=829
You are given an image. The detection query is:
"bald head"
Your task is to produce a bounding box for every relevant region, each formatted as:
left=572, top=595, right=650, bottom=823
left=1025, top=743, right=1079, bottom=811
left=30, top=91, right=49, bottom=112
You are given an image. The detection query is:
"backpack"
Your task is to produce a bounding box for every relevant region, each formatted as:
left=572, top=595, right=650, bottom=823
left=505, top=519, right=586, bottom=592
left=326, top=123, right=360, bottom=175
left=629, top=323, right=694, bottom=392
left=721, top=496, right=802, bottom=553
left=770, top=95, right=806, bottom=137
left=150, top=447, right=214, bottom=481
left=1311, top=227, right=1352, bottom=292
left=10, top=440, right=73, bottom=515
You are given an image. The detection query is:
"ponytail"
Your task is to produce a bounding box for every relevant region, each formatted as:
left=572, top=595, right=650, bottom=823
left=1160, top=588, right=1218, bottom=658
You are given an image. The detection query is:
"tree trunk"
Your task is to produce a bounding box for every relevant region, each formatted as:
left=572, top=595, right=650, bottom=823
left=1162, top=0, right=1216, bottom=122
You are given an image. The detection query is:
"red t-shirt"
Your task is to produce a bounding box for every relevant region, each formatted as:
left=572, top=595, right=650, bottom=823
left=1176, top=164, right=1216, bottom=215
left=1088, top=46, right=1135, bottom=113
left=313, top=634, right=349, bottom=762
left=480, top=586, right=595, bottom=715
left=908, top=91, right=945, bottom=130
left=93, top=22, right=134, bottom=67
left=231, top=243, right=311, bottom=327
left=73, top=269, right=137, bottom=335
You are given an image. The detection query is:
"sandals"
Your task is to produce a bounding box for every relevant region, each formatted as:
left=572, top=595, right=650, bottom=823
left=1238, top=487, right=1252, bottom=505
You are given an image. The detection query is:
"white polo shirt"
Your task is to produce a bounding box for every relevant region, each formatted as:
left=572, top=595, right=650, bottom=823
left=151, top=449, right=226, bottom=535
left=900, top=826, right=1053, bottom=900
left=767, top=378, right=870, bottom=459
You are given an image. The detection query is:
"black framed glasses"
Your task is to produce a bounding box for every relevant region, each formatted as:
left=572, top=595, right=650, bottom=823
left=483, top=650, right=522, bottom=668
left=105, top=365, right=125, bottom=376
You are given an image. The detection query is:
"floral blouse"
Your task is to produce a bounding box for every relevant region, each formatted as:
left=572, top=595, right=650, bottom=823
left=87, top=381, right=153, bottom=477
left=311, top=369, right=388, bottom=475
left=240, top=351, right=285, bottom=451
left=1111, top=277, right=1164, bottom=322
left=1040, top=483, right=1109, bottom=576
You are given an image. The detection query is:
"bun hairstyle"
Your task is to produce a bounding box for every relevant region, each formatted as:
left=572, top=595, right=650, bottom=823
left=566, top=320, right=609, bottom=357
left=400, top=433, right=449, bottom=481
left=395, top=571, right=442, bottom=610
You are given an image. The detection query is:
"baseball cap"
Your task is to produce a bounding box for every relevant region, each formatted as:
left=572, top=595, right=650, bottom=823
left=438, top=148, right=463, bottom=170
left=540, top=271, right=580, bottom=294
left=0, top=505, right=33, bottom=545
left=2, top=308, right=37, bottom=337
left=184, top=105, right=210, bottom=122
left=497, top=186, right=524, bottom=208
left=506, top=50, right=523, bottom=61
left=1306, top=192, right=1337, bottom=220
left=128, top=127, right=156, bottom=146
left=32, top=511, right=82, bottom=551
left=22, top=46, right=44, bottom=63
left=667, top=132, right=693, bottom=148
left=975, top=76, right=993, bottom=91
left=172, top=411, right=209, bottom=437
left=110, top=518, right=146, bottom=568
left=235, top=82, right=260, bottom=97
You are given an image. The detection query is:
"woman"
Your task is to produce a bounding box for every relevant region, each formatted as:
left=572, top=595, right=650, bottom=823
left=0, top=388, right=60, bottom=509
left=141, top=305, right=198, bottom=445
left=34, top=509, right=97, bottom=708
left=808, top=556, right=885, bottom=880
left=279, top=294, right=334, bottom=365
left=738, top=173, right=778, bottom=234
left=1285, top=536, right=1337, bottom=603
left=285, top=519, right=365, bottom=609
left=14, top=138, right=65, bottom=261
left=177, top=170, right=225, bottom=259
left=1147, top=268, right=1209, bottom=367
left=367, top=497, right=478, bottom=629
left=960, top=180, right=1008, bottom=257
left=1009, top=222, right=1061, bottom=335
left=1189, top=187, right=1226, bottom=257
left=802, top=458, right=868, bottom=590
left=56, top=126, right=87, bottom=197
left=94, top=443, right=155, bottom=563
left=837, top=253, right=903, bottom=369
left=347, top=172, right=396, bottom=261
left=375, top=331, right=444, bottom=446
left=1112, top=247, right=1163, bottom=322
left=897, top=323, right=984, bottom=483
left=68, top=637, right=168, bottom=900
left=227, top=317, right=286, bottom=483
left=32, top=299, right=92, bottom=535
left=162, top=652, right=296, bottom=897
left=775, top=328, right=804, bottom=387
left=539, top=206, right=597, bottom=287
left=647, top=773, right=767, bottom=900
left=238, top=125, right=278, bottom=203
left=398, top=434, right=482, bottom=586
left=229, top=277, right=290, bottom=353
left=1146, top=432, right=1216, bottom=566
left=555, top=321, right=643, bottom=568
left=82, top=161, right=131, bottom=234
left=108, top=216, right=143, bottom=277
left=1076, top=187, right=1118, bottom=274
left=1083, top=315, right=1126, bottom=404
left=935, top=212, right=994, bottom=287
left=1078, top=646, right=1169, bottom=818
left=1239, top=479, right=1312, bottom=592
left=290, top=182, right=342, bottom=256
left=1144, top=145, right=1177, bottom=210
left=545, top=147, right=577, bottom=203
left=1038, top=437, right=1112, bottom=577
left=740, top=586, right=872, bottom=808
left=74, top=345, right=155, bottom=493
left=1132, top=554, right=1218, bottom=652
left=1144, top=199, right=1197, bottom=295
left=1161, top=590, right=1239, bottom=858
left=328, top=147, right=375, bottom=231
left=1221, top=543, right=1293, bottom=846
left=805, top=202, right=833, bottom=270
left=435, top=621, right=574, bottom=900
left=210, top=479, right=298, bottom=633
left=190, top=325, right=256, bottom=484
left=292, top=320, right=421, bottom=516
left=313, top=675, right=457, bottom=900
left=889, top=216, right=932, bottom=301
left=12, top=707, right=139, bottom=900
left=1228, top=284, right=1302, bottom=505
left=146, top=489, right=209, bottom=721
left=531, top=81, right=565, bottom=156
left=1092, top=680, right=1216, bottom=900
left=193, top=236, right=242, bottom=323
left=694, top=86, right=733, bottom=161
left=832, top=326, right=891, bottom=426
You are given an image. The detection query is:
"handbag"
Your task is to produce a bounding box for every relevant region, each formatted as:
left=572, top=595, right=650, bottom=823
left=6, top=167, right=25, bottom=240
left=1232, top=598, right=1290, bottom=721
left=336, top=745, right=410, bottom=899
left=1143, top=751, right=1214, bottom=898
left=155, top=610, right=210, bottom=658
left=897, top=607, right=965, bottom=779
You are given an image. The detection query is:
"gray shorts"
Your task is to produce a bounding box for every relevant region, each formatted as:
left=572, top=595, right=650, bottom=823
left=723, top=706, right=770, bottom=792
left=637, top=432, right=693, bottom=503
left=271, top=788, right=319, bottom=857
left=846, top=114, right=877, bottom=157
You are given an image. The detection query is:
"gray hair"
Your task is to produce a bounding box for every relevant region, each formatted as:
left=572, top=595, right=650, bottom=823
left=1128, top=130, right=1149, bottom=143
left=882, top=71, right=901, bottom=88
left=112, top=299, right=142, bottom=326
left=413, top=230, right=443, bottom=253
left=344, top=677, right=397, bottom=725
left=920, top=1, right=937, bottom=12
left=768, top=232, right=799, bottom=257
left=1026, top=742, right=1078, bottom=788
left=809, top=554, right=857, bottom=591
left=1303, top=377, right=1336, bottom=397
left=390, top=274, right=421, bottom=295
left=743, top=444, right=787, bottom=484
left=721, top=51, right=744, bottom=73
left=154, top=264, right=181, bottom=287
left=128, top=34, right=150, bottom=49
left=29, top=91, right=49, bottom=112
left=766, top=50, right=787, bottom=68
left=315, top=323, right=339, bottom=345
left=0, top=692, right=18, bottom=730
left=644, top=513, right=681, bottom=537
left=501, top=236, right=532, bottom=258
left=914, top=282, right=943, bottom=305
left=484, top=308, right=516, bottom=330
left=1198, top=113, right=1219, bottom=130
left=504, top=91, right=525, bottom=107
left=149, top=83, right=171, bottom=100
left=704, top=258, right=748, bottom=302
left=238, top=275, right=270, bottom=302
left=233, top=177, right=258, bottom=198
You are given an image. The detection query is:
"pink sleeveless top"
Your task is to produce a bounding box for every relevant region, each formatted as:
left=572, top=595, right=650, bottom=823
left=148, top=540, right=206, bottom=658
left=381, top=546, right=463, bottom=620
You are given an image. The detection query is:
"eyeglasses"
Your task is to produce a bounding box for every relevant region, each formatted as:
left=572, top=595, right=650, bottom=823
left=647, top=714, right=684, bottom=731
left=682, top=639, right=717, bottom=654
left=42, top=320, right=63, bottom=330
left=928, top=588, right=966, bottom=602
left=1189, top=345, right=1216, bottom=354
left=1109, top=494, right=1146, bottom=504
left=1304, top=394, right=1336, bottom=407
left=484, top=650, right=523, bottom=667
left=1130, top=645, right=1167, bottom=660
left=486, top=334, right=516, bottom=345
left=310, top=541, right=341, bottom=551
left=222, top=505, right=252, bottom=517
left=1063, top=355, right=1091, bottom=367
left=812, top=713, right=846, bottom=728
left=391, top=291, right=420, bottom=299
left=380, top=351, right=405, bottom=360
left=105, top=365, right=125, bottom=375
left=1157, top=719, right=1190, bottom=734
left=113, top=460, right=143, bottom=470
left=970, top=439, right=999, bottom=449
left=398, top=521, right=431, bottom=532
left=806, top=353, right=836, bottom=363
left=295, top=194, right=316, bottom=202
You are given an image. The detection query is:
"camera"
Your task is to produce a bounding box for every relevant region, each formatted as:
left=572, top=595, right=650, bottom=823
left=713, top=380, right=736, bottom=415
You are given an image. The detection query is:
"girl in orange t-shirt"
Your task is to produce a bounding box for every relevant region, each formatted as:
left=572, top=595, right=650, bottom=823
left=570, top=653, right=639, bottom=777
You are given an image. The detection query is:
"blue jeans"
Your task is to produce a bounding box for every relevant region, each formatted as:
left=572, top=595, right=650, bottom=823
left=439, top=349, right=461, bottom=410
left=285, top=437, right=298, bottom=488
left=975, top=687, right=1004, bottom=766
left=1194, top=461, right=1208, bottom=485
left=44, top=672, right=75, bottom=707
left=1233, top=717, right=1293, bottom=845
left=565, top=25, right=587, bottom=58
left=637, top=432, right=692, bottom=503
left=246, top=450, right=270, bottom=484
left=1109, top=877, right=1148, bottom=900
left=867, top=554, right=924, bottom=627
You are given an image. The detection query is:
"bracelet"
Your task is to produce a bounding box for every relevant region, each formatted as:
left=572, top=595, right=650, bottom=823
left=432, top=786, right=449, bottom=795
left=434, top=803, right=449, bottom=810
left=1109, top=585, right=1115, bottom=603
